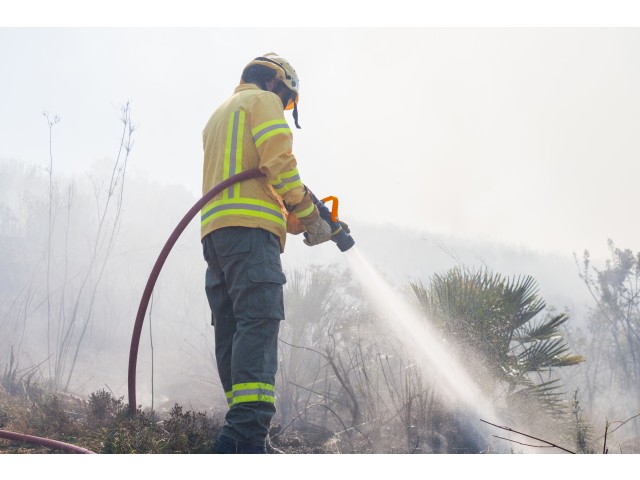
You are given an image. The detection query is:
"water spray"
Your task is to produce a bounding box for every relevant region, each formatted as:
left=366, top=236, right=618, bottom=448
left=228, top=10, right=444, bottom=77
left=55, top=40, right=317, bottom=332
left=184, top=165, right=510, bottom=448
left=124, top=173, right=505, bottom=451
left=293, top=194, right=502, bottom=448
left=345, top=247, right=505, bottom=451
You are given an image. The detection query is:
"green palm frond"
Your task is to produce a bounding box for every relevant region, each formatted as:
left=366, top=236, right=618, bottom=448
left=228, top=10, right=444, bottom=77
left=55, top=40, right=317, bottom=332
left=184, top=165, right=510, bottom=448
left=503, top=274, right=546, bottom=329
left=517, top=313, right=570, bottom=343
left=411, top=265, right=583, bottom=417
left=517, top=337, right=572, bottom=371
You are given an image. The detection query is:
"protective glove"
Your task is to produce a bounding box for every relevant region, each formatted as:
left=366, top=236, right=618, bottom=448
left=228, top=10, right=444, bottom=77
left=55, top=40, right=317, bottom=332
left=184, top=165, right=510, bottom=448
left=302, top=216, right=332, bottom=246
left=284, top=185, right=332, bottom=246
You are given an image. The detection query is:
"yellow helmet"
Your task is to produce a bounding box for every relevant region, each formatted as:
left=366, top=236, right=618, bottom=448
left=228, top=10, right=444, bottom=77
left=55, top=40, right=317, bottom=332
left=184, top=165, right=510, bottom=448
left=246, top=53, right=299, bottom=111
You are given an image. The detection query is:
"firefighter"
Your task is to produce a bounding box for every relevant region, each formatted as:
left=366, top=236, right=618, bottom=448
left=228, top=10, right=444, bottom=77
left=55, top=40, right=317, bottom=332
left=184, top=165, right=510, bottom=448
left=201, top=53, right=332, bottom=453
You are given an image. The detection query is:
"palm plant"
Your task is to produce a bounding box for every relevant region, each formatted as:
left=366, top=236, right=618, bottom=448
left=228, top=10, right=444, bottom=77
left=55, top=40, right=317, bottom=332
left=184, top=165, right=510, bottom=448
left=411, top=267, right=584, bottom=420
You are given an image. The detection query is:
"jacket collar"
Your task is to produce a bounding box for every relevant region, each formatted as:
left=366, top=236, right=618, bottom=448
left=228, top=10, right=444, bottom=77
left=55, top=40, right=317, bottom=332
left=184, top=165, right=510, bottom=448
left=234, top=83, right=284, bottom=108
left=234, top=83, right=261, bottom=93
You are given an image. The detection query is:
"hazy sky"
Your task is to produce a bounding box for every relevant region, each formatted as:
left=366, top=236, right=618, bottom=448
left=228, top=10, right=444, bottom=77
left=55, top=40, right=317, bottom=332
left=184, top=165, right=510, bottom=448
left=1, top=26, right=639, bottom=259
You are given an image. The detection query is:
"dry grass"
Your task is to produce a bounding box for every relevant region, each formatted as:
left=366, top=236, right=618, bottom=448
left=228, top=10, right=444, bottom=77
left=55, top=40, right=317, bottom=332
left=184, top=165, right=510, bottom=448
left=0, top=383, right=326, bottom=454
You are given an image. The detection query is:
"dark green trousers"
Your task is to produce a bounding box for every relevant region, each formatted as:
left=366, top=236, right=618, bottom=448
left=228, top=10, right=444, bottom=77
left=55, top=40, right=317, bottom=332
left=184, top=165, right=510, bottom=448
left=202, top=226, right=286, bottom=447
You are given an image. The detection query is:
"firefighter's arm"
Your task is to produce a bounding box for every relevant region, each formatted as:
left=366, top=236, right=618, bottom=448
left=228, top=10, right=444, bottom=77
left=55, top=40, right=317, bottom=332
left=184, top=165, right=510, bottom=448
left=250, top=92, right=319, bottom=224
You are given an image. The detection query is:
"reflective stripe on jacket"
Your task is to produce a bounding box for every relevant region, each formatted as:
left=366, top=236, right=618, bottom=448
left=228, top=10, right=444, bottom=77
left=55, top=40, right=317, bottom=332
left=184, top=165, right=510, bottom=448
left=201, top=83, right=308, bottom=252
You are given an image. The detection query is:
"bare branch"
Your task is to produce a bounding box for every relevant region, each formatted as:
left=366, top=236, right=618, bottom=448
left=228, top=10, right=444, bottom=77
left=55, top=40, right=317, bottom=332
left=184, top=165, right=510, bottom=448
left=594, top=412, right=640, bottom=440
left=493, top=435, right=557, bottom=450
left=480, top=418, right=575, bottom=454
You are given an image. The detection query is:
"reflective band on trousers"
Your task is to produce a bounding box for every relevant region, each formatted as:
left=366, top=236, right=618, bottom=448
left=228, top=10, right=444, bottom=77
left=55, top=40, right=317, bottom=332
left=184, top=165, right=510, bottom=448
left=251, top=119, right=291, bottom=148
left=226, top=382, right=275, bottom=407
left=224, top=110, right=245, bottom=199
left=270, top=167, right=302, bottom=195
left=201, top=197, right=286, bottom=228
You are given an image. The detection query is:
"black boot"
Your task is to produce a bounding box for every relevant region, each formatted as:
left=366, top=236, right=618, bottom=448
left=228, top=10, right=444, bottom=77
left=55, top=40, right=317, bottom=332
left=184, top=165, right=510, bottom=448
left=213, top=435, right=266, bottom=454
left=213, top=435, right=237, bottom=454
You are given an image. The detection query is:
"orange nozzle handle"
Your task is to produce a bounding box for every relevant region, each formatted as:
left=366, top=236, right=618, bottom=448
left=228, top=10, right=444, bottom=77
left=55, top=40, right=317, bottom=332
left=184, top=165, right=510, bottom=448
left=321, top=196, right=339, bottom=223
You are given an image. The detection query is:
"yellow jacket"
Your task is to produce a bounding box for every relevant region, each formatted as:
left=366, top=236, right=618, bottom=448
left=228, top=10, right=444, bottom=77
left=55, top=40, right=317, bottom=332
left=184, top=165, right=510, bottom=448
left=201, top=83, right=315, bottom=252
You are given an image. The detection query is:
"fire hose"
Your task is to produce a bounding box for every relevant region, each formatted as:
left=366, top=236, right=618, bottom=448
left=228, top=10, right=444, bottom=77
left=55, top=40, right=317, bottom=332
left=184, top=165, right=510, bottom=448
left=127, top=168, right=265, bottom=415
left=0, top=429, right=96, bottom=454
left=127, top=169, right=355, bottom=415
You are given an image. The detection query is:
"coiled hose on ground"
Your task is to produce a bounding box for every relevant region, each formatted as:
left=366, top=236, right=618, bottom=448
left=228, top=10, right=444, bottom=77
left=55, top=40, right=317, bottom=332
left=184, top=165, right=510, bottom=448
left=0, top=429, right=96, bottom=454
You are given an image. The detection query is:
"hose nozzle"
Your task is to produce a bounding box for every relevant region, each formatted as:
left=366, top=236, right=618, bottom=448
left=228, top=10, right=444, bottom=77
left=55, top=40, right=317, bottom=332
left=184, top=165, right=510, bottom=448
left=309, top=192, right=355, bottom=252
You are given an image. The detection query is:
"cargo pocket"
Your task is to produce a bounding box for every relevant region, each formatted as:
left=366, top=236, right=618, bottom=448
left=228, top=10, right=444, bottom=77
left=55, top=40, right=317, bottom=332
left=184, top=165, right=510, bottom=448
left=213, top=227, right=253, bottom=257
left=244, top=263, right=287, bottom=320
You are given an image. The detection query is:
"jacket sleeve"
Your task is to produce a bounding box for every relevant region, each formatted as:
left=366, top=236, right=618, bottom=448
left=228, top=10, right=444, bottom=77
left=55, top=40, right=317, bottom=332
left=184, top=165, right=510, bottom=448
left=249, top=92, right=308, bottom=209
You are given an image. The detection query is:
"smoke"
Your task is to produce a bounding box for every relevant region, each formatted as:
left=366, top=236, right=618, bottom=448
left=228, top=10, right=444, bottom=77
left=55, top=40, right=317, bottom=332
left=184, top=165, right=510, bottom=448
left=0, top=158, right=221, bottom=411
left=3, top=155, right=638, bottom=451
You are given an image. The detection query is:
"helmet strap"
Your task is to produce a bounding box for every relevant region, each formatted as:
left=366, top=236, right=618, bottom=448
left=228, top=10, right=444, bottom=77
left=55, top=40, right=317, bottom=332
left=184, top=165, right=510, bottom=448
left=271, top=81, right=300, bottom=129
left=292, top=102, right=301, bottom=129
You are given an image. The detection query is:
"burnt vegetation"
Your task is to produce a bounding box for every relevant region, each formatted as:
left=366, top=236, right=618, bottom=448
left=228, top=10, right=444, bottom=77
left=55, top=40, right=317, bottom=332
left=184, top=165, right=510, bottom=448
left=2, top=260, right=639, bottom=453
